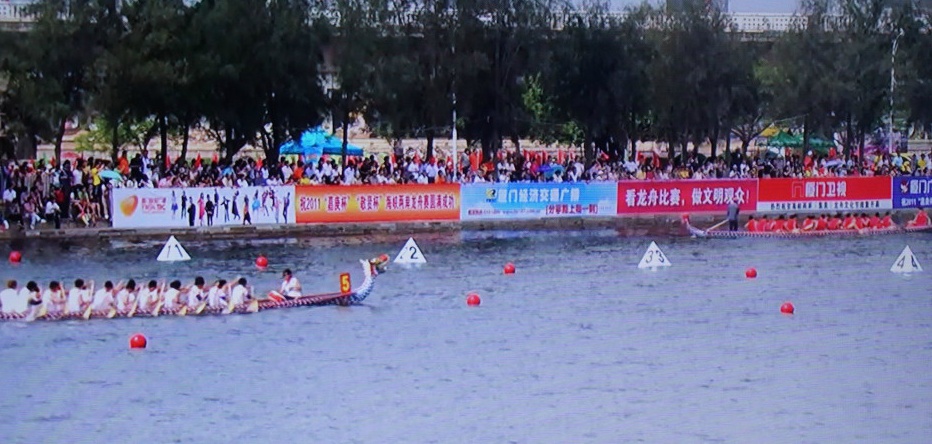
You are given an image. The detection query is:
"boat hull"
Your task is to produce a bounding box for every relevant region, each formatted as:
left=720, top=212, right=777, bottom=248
left=0, top=257, right=386, bottom=322
left=682, top=215, right=932, bottom=238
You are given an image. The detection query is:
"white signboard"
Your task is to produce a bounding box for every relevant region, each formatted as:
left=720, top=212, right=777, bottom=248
left=112, top=186, right=296, bottom=229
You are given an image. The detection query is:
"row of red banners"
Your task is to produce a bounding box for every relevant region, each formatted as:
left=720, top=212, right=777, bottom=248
left=110, top=177, right=897, bottom=228
left=617, top=176, right=893, bottom=214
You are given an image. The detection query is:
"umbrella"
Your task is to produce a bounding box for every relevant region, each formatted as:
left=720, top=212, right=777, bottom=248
left=99, top=170, right=124, bottom=181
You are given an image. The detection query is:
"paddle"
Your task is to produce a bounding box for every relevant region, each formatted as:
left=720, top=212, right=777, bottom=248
left=246, top=299, right=260, bottom=313
left=706, top=220, right=729, bottom=232
left=151, top=280, right=166, bottom=317
left=194, top=300, right=207, bottom=315
left=82, top=281, right=96, bottom=321
left=177, top=305, right=188, bottom=317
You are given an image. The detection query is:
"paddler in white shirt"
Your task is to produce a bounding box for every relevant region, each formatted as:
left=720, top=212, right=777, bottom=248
left=276, top=269, right=302, bottom=300
left=65, top=279, right=93, bottom=315
left=163, top=280, right=182, bottom=311
left=135, top=280, right=162, bottom=312
left=20, top=281, right=43, bottom=316
left=90, top=281, right=119, bottom=311
left=229, top=278, right=251, bottom=306
left=206, top=279, right=229, bottom=309
left=43, top=281, right=66, bottom=314
left=185, top=276, right=207, bottom=308
left=116, top=280, right=138, bottom=312
left=0, top=280, right=18, bottom=314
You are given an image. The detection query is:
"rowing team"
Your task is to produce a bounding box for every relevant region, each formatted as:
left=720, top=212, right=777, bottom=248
left=744, top=210, right=929, bottom=232
left=0, top=276, right=252, bottom=317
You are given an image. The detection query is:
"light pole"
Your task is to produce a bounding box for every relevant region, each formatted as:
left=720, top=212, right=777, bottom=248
left=889, top=28, right=904, bottom=153
left=450, top=3, right=458, bottom=181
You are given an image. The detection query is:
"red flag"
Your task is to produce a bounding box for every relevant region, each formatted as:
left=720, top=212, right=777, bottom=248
left=557, top=150, right=565, bottom=164
left=165, top=153, right=171, bottom=169
left=257, top=158, right=263, bottom=168
left=211, top=152, right=219, bottom=164
left=194, top=154, right=202, bottom=169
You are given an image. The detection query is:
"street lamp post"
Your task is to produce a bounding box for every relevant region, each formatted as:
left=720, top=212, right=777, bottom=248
left=889, top=28, right=904, bottom=153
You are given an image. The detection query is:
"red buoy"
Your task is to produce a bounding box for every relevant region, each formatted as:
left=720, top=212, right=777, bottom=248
left=466, top=293, right=481, bottom=306
left=745, top=267, right=757, bottom=279
left=503, top=262, right=516, bottom=275
left=8, top=251, right=22, bottom=263
left=255, top=256, right=269, bottom=269
left=780, top=302, right=795, bottom=314
left=129, top=333, right=147, bottom=349
left=378, top=254, right=389, bottom=263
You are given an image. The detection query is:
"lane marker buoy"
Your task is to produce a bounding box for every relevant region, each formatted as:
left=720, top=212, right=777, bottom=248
left=156, top=236, right=190, bottom=262
left=503, top=262, right=516, bottom=274
left=780, top=302, right=795, bottom=314
left=890, top=246, right=922, bottom=273
left=638, top=241, right=671, bottom=270
left=745, top=267, right=757, bottom=278
left=466, top=293, right=481, bottom=306
left=394, top=237, right=427, bottom=265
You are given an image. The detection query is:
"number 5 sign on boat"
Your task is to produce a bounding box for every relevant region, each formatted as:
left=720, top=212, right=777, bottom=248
left=638, top=241, right=671, bottom=270
left=340, top=273, right=352, bottom=293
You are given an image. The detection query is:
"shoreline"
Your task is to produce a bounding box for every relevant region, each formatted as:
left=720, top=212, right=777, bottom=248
left=1, top=214, right=720, bottom=243
left=2, top=211, right=920, bottom=243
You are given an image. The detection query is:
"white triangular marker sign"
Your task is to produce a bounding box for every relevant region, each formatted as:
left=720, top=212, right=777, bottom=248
left=157, top=236, right=191, bottom=262
left=638, top=241, right=671, bottom=270
left=890, top=245, right=921, bottom=273
left=394, top=237, right=427, bottom=264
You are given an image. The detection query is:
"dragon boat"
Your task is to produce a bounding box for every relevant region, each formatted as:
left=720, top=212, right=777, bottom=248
left=0, top=256, right=388, bottom=322
left=682, top=214, right=932, bottom=239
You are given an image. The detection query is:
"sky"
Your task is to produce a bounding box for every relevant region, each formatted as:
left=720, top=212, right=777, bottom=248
left=594, top=0, right=799, bottom=14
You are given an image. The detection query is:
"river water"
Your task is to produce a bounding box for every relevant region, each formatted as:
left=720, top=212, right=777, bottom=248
left=1, top=230, right=931, bottom=443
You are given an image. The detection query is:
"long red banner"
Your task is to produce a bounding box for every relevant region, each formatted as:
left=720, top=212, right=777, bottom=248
left=756, top=176, right=892, bottom=212
left=617, top=180, right=758, bottom=214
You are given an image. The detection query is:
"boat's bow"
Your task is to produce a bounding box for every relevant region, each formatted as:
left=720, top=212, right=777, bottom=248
left=350, top=254, right=389, bottom=304
left=681, top=214, right=708, bottom=238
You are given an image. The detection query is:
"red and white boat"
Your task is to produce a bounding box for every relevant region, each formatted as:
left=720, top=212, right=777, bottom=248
left=0, top=256, right=388, bottom=322
left=682, top=214, right=932, bottom=239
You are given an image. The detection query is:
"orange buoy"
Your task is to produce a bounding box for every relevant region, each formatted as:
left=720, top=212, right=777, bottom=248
left=503, top=262, right=516, bottom=274
left=745, top=267, right=757, bottom=279
left=466, top=293, right=481, bottom=306
left=8, top=251, right=22, bottom=263
left=255, top=256, right=269, bottom=269
left=129, top=333, right=147, bottom=349
left=780, top=302, right=795, bottom=314
left=378, top=254, right=389, bottom=263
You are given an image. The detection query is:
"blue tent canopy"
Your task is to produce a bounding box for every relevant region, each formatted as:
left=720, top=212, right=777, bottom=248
left=279, top=127, right=364, bottom=159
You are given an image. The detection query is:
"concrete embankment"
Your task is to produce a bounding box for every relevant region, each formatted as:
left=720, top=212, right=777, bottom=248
left=0, top=214, right=729, bottom=243
left=3, top=210, right=920, bottom=244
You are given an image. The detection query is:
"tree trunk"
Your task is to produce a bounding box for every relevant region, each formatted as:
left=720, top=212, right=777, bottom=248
left=341, top=115, right=349, bottom=175
left=724, top=128, right=732, bottom=165
left=802, top=115, right=811, bottom=154
left=53, top=117, right=67, bottom=165
left=426, top=130, right=434, bottom=162
left=180, top=123, right=190, bottom=162
left=710, top=125, right=720, bottom=160
left=159, top=114, right=168, bottom=173
left=111, top=120, right=120, bottom=164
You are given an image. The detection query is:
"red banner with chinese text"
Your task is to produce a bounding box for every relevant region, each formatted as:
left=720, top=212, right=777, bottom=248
left=617, top=180, right=758, bottom=214
left=756, top=176, right=892, bottom=212
left=294, top=184, right=461, bottom=223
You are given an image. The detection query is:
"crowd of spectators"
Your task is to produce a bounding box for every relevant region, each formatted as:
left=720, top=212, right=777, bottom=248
left=2, top=145, right=930, bottom=231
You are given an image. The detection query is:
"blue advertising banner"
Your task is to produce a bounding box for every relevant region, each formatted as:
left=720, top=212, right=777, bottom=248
left=892, top=176, right=932, bottom=209
left=460, top=182, right=618, bottom=220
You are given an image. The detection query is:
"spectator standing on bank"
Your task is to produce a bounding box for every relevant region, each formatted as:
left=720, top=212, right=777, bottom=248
left=727, top=198, right=740, bottom=232
left=45, top=197, right=61, bottom=229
